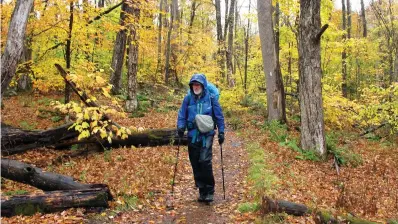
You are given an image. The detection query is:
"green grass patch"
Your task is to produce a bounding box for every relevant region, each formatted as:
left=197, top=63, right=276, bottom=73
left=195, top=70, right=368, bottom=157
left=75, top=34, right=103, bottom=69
left=247, top=143, right=279, bottom=199
left=229, top=117, right=243, bottom=130
left=115, top=194, right=138, bottom=211
left=263, top=120, right=321, bottom=161
left=19, top=121, right=37, bottom=130
left=51, top=115, right=62, bottom=122
left=156, top=104, right=179, bottom=113
left=18, top=97, right=35, bottom=107
left=238, top=202, right=260, bottom=213
left=3, top=189, right=29, bottom=196
left=256, top=213, right=287, bottom=224
left=37, top=97, right=53, bottom=106
left=262, top=120, right=288, bottom=143
left=103, top=149, right=112, bottom=162
left=279, top=139, right=322, bottom=162
left=326, top=132, right=362, bottom=167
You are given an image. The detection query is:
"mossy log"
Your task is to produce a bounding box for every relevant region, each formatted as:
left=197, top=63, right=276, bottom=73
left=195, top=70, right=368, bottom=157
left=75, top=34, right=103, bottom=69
left=314, top=210, right=379, bottom=224
left=1, top=188, right=109, bottom=217
left=262, top=196, right=380, bottom=224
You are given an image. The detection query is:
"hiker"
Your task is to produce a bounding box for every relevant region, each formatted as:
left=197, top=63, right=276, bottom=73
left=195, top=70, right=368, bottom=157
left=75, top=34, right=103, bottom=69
left=177, top=73, right=225, bottom=203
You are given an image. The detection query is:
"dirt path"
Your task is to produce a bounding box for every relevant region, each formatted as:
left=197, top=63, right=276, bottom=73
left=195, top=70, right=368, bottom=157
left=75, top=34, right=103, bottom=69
left=111, top=129, right=251, bottom=223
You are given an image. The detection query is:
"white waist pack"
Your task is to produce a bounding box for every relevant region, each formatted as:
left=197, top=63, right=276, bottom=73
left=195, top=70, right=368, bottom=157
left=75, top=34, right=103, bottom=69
left=195, top=114, right=214, bottom=133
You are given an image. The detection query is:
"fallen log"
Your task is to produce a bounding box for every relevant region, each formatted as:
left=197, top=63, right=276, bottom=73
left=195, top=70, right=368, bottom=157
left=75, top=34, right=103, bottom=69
left=1, top=158, right=104, bottom=191
left=1, top=122, right=77, bottom=155
left=53, top=128, right=189, bottom=149
left=1, top=188, right=109, bottom=217
left=261, top=196, right=308, bottom=216
left=261, top=196, right=380, bottom=224
left=104, top=128, right=188, bottom=148
left=314, top=210, right=379, bottom=224
left=2, top=122, right=188, bottom=155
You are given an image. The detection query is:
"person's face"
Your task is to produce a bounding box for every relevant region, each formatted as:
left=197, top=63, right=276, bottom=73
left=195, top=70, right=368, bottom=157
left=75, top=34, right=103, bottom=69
left=192, top=83, right=202, bottom=95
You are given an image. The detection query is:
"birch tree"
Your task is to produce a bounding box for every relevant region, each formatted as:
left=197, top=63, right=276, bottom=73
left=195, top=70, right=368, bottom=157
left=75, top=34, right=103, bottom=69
left=257, top=0, right=286, bottom=122
left=1, top=0, right=34, bottom=99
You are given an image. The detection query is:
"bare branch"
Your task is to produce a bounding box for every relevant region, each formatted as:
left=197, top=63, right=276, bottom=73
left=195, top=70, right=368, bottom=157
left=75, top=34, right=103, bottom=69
left=37, top=42, right=65, bottom=61
left=314, top=24, right=329, bottom=42
left=87, top=1, right=124, bottom=24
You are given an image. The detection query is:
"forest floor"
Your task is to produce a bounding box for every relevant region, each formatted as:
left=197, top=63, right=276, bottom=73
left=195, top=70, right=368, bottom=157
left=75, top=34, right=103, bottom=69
left=1, top=88, right=398, bottom=224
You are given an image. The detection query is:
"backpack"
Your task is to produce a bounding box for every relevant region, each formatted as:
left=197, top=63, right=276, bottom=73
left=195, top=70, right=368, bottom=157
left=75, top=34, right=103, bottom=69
left=186, top=84, right=219, bottom=133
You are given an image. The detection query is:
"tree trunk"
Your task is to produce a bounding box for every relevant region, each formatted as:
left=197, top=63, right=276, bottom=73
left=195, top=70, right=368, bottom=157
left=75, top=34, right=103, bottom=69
left=182, top=0, right=197, bottom=66
left=388, top=0, right=396, bottom=85
left=275, top=2, right=280, bottom=61
left=125, top=0, right=140, bottom=112
left=394, top=52, right=398, bottom=83
left=226, top=0, right=235, bottom=87
left=156, top=0, right=163, bottom=78
left=233, top=1, right=238, bottom=75
left=164, top=1, right=173, bottom=85
left=187, top=0, right=197, bottom=42
left=215, top=0, right=225, bottom=79
left=98, top=0, right=105, bottom=8
left=109, top=2, right=128, bottom=95
left=17, top=42, right=33, bottom=91
left=342, top=0, right=348, bottom=98
left=215, top=0, right=223, bottom=42
left=1, top=188, right=109, bottom=217
left=298, top=0, right=327, bottom=156
left=64, top=1, right=74, bottom=104
left=170, top=0, right=179, bottom=83
left=347, top=0, right=351, bottom=39
left=0, top=158, right=101, bottom=191
left=257, top=0, right=286, bottom=122
left=224, top=0, right=229, bottom=42
left=17, top=3, right=34, bottom=92
left=244, top=0, right=251, bottom=93
left=346, top=0, right=352, bottom=93
left=360, top=0, right=367, bottom=37
left=0, top=0, right=34, bottom=98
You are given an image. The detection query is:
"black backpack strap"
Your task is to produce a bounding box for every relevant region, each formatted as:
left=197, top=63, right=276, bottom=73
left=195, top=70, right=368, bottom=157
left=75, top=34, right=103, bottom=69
left=210, top=94, right=217, bottom=129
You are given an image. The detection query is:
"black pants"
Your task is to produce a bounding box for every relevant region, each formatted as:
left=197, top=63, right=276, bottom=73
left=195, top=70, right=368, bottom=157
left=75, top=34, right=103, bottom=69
left=188, top=135, right=215, bottom=195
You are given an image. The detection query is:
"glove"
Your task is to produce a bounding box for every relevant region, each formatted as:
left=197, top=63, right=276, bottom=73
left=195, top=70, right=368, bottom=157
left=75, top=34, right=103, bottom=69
left=177, top=128, right=185, bottom=138
left=218, top=132, right=225, bottom=145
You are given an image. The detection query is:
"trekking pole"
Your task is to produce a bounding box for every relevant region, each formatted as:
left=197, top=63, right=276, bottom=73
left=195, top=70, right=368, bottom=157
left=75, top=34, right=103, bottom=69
left=220, top=143, right=226, bottom=200
left=171, top=137, right=181, bottom=195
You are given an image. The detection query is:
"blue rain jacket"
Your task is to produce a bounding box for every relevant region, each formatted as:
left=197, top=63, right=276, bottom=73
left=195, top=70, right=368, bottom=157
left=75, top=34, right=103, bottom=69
left=177, top=74, right=225, bottom=140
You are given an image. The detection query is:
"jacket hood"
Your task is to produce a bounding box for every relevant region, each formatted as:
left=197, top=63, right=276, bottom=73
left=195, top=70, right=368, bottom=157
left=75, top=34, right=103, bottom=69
left=189, top=73, right=208, bottom=89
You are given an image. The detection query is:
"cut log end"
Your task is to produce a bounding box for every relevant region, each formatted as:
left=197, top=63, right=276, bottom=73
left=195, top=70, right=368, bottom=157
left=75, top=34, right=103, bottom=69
left=262, top=196, right=308, bottom=216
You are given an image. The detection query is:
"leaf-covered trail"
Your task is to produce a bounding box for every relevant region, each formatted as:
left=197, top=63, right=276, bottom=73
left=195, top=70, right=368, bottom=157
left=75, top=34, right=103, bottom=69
left=109, top=129, right=253, bottom=223
left=1, top=94, right=255, bottom=223
left=3, top=94, right=397, bottom=223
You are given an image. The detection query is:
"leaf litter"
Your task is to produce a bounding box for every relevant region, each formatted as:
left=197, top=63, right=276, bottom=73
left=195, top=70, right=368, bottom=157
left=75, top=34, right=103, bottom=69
left=1, top=93, right=398, bottom=223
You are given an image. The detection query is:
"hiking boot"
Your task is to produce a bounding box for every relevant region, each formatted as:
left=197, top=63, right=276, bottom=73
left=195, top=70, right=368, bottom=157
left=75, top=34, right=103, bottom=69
left=204, top=193, right=214, bottom=202
left=197, top=192, right=206, bottom=202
